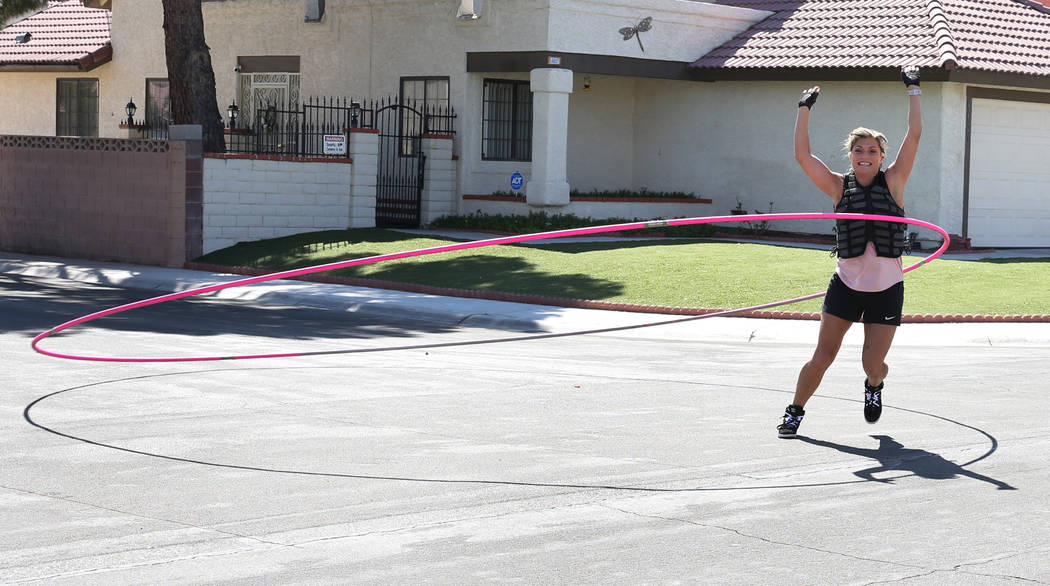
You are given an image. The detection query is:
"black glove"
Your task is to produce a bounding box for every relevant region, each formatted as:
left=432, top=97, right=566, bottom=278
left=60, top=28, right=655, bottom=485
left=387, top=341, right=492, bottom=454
left=798, top=87, right=819, bottom=109
left=902, top=66, right=920, bottom=87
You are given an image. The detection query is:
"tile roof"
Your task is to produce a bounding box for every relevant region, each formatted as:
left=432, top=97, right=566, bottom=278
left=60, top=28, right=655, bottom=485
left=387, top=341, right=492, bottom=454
left=0, top=0, right=111, bottom=71
left=692, top=0, right=1050, bottom=77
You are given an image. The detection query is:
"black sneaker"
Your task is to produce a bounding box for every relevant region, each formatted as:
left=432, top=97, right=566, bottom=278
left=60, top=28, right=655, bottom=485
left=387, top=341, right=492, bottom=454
left=864, top=380, right=883, bottom=423
left=777, top=404, right=805, bottom=438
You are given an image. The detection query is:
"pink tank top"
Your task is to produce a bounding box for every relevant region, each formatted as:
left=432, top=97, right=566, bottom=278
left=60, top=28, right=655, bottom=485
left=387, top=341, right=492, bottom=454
left=836, top=241, right=903, bottom=292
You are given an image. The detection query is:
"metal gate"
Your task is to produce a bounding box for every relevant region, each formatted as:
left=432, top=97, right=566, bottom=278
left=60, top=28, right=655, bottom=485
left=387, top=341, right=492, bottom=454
left=374, top=102, right=426, bottom=228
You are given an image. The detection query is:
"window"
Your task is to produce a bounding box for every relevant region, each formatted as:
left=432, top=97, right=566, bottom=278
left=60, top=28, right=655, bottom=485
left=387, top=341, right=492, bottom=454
left=400, top=76, right=449, bottom=112
left=145, top=79, right=170, bottom=138
left=399, top=77, right=450, bottom=155
left=56, top=79, right=99, bottom=137
left=482, top=79, right=531, bottom=161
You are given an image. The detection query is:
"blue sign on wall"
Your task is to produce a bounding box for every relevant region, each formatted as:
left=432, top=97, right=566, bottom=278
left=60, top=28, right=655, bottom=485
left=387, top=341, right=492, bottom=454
left=510, top=172, right=524, bottom=191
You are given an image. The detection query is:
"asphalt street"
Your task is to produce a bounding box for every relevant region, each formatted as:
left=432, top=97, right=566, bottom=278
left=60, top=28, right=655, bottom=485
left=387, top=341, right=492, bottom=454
left=2, top=256, right=1050, bottom=584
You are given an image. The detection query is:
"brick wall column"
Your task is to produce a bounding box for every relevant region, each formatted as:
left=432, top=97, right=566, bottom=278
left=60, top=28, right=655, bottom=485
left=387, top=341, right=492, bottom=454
left=420, top=134, right=456, bottom=225
left=170, top=124, right=203, bottom=262
left=348, top=128, right=379, bottom=228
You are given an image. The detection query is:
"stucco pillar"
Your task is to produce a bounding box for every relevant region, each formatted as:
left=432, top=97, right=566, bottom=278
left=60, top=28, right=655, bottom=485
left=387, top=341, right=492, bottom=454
left=526, top=68, right=572, bottom=207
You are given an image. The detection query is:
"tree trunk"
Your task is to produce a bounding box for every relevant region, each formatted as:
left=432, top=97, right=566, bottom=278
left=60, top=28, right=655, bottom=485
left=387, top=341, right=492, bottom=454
left=161, top=0, right=225, bottom=153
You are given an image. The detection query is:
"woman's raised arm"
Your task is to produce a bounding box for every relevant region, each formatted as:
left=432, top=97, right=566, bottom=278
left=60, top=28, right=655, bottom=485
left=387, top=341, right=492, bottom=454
left=886, top=66, right=923, bottom=202
left=794, top=86, right=842, bottom=199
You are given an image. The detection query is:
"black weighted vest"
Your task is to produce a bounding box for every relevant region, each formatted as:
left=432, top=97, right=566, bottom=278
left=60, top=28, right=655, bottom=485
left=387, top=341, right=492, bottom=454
left=834, top=170, right=907, bottom=259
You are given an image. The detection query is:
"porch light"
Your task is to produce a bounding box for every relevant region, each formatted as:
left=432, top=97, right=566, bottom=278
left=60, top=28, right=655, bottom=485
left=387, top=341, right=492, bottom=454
left=124, top=98, right=137, bottom=125
left=227, top=100, right=239, bottom=129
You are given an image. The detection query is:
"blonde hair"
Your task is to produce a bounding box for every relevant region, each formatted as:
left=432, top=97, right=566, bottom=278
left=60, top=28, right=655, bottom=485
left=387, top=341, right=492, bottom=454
left=843, top=127, right=888, bottom=154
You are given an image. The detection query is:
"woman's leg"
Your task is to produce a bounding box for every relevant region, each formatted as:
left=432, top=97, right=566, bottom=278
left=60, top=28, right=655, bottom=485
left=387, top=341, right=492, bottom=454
left=791, top=312, right=854, bottom=407
left=861, top=322, right=897, bottom=387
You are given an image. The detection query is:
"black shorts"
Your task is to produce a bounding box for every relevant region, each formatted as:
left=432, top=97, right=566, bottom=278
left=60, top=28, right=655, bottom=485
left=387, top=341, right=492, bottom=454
left=822, top=273, right=904, bottom=326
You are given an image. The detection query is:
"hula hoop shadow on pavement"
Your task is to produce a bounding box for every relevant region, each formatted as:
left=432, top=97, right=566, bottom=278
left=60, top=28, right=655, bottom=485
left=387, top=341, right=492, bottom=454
left=31, top=213, right=951, bottom=363
left=23, top=363, right=1005, bottom=493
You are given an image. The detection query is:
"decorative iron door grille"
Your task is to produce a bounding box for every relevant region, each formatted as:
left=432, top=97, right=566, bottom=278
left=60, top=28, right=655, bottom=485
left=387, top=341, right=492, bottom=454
left=374, top=102, right=426, bottom=228
left=239, top=72, right=301, bottom=131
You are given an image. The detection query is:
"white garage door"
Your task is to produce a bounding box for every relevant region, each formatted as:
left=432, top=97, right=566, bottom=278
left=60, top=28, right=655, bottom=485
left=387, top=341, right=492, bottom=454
left=968, top=98, right=1050, bottom=247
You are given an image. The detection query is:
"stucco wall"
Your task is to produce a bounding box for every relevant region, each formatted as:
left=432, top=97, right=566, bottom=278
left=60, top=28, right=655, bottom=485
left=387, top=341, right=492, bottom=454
left=937, top=83, right=969, bottom=236
left=458, top=73, right=954, bottom=239
left=0, top=74, right=63, bottom=136
left=547, top=0, right=769, bottom=61
left=566, top=73, right=636, bottom=192
left=631, top=79, right=948, bottom=238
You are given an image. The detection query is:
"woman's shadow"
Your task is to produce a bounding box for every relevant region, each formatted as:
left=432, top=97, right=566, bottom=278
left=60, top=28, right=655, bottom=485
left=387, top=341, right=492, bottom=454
left=799, top=435, right=1016, bottom=490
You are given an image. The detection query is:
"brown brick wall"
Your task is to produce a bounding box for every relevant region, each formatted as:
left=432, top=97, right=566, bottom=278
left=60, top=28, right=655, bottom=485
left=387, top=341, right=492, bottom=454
left=0, top=135, right=196, bottom=267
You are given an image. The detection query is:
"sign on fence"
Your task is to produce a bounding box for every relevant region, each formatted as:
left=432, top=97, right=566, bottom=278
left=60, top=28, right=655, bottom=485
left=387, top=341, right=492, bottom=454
left=323, top=134, right=347, bottom=155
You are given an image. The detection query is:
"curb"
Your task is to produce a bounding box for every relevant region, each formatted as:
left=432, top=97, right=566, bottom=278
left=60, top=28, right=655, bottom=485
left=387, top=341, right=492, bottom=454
left=184, top=262, right=1050, bottom=324
left=0, top=256, right=548, bottom=333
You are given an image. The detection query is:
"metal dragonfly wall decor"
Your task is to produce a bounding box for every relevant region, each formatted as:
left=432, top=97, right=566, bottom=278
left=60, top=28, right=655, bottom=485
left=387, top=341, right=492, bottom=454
left=619, top=16, right=652, bottom=52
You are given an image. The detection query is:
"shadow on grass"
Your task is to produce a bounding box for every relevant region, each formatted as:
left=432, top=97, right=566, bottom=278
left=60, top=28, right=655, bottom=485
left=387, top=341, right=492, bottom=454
left=196, top=229, right=411, bottom=268
left=197, top=228, right=716, bottom=264
left=196, top=229, right=634, bottom=301
left=982, top=257, right=1050, bottom=265
left=326, top=254, right=626, bottom=301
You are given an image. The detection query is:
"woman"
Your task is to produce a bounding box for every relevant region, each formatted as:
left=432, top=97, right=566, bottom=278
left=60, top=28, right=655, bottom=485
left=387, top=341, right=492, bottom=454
left=778, top=66, right=922, bottom=438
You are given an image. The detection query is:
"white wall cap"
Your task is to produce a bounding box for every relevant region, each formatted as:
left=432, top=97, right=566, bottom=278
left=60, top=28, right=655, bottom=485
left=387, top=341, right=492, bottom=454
left=530, top=68, right=574, bottom=93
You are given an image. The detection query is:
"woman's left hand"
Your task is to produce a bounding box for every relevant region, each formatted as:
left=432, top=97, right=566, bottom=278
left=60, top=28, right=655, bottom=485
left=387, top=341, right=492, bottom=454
left=901, top=66, right=920, bottom=88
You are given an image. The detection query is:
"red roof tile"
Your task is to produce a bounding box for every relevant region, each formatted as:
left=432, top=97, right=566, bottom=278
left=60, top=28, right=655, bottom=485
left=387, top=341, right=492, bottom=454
left=692, top=0, right=1050, bottom=77
left=0, top=0, right=111, bottom=71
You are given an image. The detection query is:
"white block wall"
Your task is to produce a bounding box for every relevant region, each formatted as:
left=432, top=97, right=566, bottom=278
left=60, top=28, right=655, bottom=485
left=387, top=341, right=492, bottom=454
left=421, top=135, right=456, bottom=224
left=202, top=157, right=353, bottom=254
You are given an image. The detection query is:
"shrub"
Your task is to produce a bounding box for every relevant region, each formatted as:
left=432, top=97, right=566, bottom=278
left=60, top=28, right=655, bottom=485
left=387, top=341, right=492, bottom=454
left=428, top=211, right=717, bottom=237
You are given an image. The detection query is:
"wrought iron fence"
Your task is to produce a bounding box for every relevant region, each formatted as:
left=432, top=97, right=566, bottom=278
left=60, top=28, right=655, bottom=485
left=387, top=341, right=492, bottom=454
left=221, top=96, right=455, bottom=157
left=143, top=114, right=169, bottom=140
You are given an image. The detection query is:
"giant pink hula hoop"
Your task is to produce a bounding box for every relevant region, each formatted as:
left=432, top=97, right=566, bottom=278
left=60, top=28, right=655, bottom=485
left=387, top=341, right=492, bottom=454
left=32, top=213, right=949, bottom=363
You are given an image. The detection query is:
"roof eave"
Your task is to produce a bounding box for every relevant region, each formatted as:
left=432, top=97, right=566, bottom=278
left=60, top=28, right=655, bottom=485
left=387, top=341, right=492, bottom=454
left=78, top=43, right=112, bottom=71
left=0, top=63, right=88, bottom=72
left=687, top=65, right=1050, bottom=91
left=688, top=66, right=930, bottom=83
left=0, top=43, right=112, bottom=72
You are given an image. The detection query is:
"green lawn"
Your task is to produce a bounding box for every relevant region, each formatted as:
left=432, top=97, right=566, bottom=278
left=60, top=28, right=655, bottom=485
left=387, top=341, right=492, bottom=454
left=196, top=229, right=1050, bottom=315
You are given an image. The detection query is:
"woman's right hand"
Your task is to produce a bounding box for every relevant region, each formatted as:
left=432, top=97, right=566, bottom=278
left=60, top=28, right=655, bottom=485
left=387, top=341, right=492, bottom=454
left=798, top=86, right=820, bottom=110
